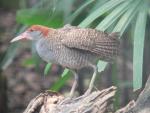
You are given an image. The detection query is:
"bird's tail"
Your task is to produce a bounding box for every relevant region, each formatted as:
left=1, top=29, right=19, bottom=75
left=93, top=32, right=120, bottom=62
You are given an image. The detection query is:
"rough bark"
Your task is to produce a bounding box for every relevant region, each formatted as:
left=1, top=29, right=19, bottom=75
left=23, top=75, right=150, bottom=113
left=23, top=86, right=116, bottom=113
left=116, top=75, right=150, bottom=113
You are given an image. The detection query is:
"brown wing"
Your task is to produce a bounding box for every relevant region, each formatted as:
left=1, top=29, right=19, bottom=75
left=61, top=27, right=120, bottom=61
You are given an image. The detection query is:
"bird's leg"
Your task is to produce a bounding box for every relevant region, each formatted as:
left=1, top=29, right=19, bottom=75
left=59, top=70, right=78, bottom=105
left=84, top=65, right=98, bottom=95
left=69, top=70, right=78, bottom=98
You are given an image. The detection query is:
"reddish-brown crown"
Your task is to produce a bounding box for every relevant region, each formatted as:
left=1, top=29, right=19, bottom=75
left=27, top=25, right=54, bottom=37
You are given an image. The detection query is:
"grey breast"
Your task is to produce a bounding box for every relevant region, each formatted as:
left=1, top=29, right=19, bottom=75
left=36, top=39, right=57, bottom=63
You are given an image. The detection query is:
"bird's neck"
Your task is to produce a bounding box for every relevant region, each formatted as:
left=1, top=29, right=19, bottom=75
left=35, top=38, right=56, bottom=63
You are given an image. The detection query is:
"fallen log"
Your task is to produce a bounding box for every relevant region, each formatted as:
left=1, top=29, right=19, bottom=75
left=23, top=75, right=150, bottom=113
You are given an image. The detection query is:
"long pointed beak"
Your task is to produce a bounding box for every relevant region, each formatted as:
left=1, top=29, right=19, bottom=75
left=10, top=32, right=31, bottom=43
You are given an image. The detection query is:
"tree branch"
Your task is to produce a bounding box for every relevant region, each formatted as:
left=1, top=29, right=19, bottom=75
left=116, top=75, right=150, bottom=113
left=22, top=75, right=150, bottom=113
left=23, top=86, right=116, bottom=113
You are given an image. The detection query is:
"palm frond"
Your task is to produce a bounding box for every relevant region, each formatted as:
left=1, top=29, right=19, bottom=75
left=133, top=1, right=148, bottom=90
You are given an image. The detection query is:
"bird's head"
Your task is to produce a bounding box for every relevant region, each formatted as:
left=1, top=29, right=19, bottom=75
left=10, top=25, right=54, bottom=43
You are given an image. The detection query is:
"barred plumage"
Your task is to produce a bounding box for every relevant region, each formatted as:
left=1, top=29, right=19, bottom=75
left=11, top=24, right=120, bottom=97
left=38, top=25, right=120, bottom=69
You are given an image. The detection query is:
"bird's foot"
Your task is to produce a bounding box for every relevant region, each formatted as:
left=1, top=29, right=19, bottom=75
left=73, top=89, right=91, bottom=101
left=84, top=89, right=91, bottom=96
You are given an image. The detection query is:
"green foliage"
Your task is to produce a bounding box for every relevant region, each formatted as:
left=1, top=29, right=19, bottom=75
left=79, top=0, right=125, bottom=27
left=66, top=0, right=95, bottom=23
left=96, top=0, right=131, bottom=31
left=97, top=61, right=107, bottom=72
left=61, top=69, right=69, bottom=77
left=0, top=43, right=19, bottom=70
left=22, top=57, right=37, bottom=67
left=0, top=26, right=27, bottom=70
left=50, top=69, right=70, bottom=91
left=133, top=1, right=148, bottom=90
left=16, top=8, right=63, bottom=28
left=44, top=63, right=52, bottom=75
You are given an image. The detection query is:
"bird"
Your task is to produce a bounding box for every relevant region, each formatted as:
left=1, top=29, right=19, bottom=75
left=10, top=24, right=120, bottom=98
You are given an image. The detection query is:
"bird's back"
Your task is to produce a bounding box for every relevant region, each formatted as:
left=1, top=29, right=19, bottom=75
left=59, top=25, right=120, bottom=62
left=37, top=25, right=119, bottom=69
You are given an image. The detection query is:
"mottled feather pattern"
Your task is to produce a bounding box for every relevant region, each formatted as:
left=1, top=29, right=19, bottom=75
left=93, top=32, right=120, bottom=61
left=60, top=26, right=120, bottom=61
left=11, top=24, right=120, bottom=96
left=35, top=24, right=119, bottom=69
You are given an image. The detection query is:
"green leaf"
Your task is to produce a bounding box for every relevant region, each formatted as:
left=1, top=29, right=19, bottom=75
left=16, top=8, right=63, bottom=28
left=58, top=0, right=75, bottom=19
left=133, top=2, right=148, bottom=90
left=91, top=0, right=109, bottom=12
left=50, top=69, right=71, bottom=91
left=0, top=43, right=19, bottom=70
left=61, top=68, right=69, bottom=77
left=0, top=26, right=27, bottom=70
left=16, top=9, right=48, bottom=25
left=113, top=0, right=141, bottom=35
left=44, top=63, right=52, bottom=75
left=96, top=0, right=132, bottom=31
left=66, top=0, right=95, bottom=23
left=79, top=0, right=125, bottom=28
left=22, top=57, right=37, bottom=67
left=97, top=61, right=107, bottom=72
